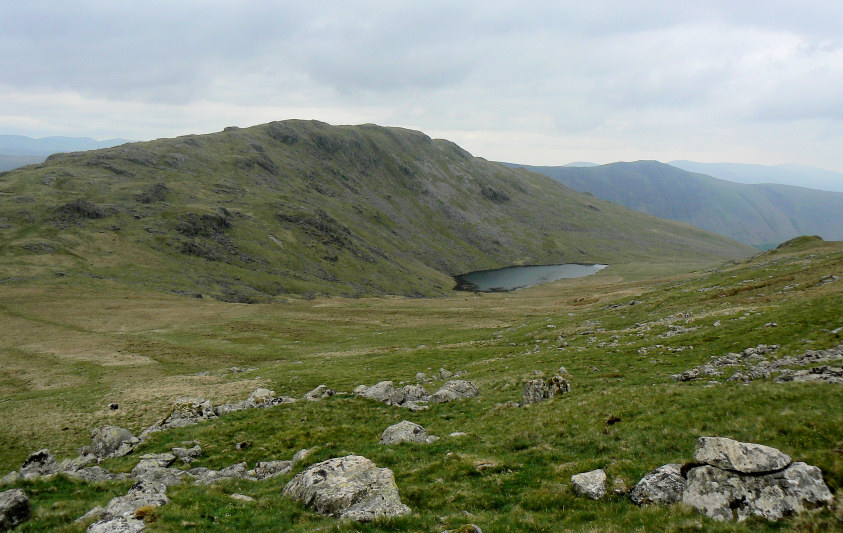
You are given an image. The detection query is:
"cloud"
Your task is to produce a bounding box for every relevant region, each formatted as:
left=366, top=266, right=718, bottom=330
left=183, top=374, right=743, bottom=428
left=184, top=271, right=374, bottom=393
left=0, top=1, right=841, bottom=171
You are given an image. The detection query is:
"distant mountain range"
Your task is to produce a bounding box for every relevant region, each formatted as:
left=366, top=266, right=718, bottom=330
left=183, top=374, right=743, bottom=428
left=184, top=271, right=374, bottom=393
left=0, top=121, right=753, bottom=301
left=509, top=160, right=843, bottom=249
left=669, top=161, right=843, bottom=193
left=0, top=135, right=130, bottom=171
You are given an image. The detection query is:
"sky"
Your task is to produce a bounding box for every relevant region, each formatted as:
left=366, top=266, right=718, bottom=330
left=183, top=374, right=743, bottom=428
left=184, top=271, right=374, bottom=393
left=1, top=1, right=842, bottom=171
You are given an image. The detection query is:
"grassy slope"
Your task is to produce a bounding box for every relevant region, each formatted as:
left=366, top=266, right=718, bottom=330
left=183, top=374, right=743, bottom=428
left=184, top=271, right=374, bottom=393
left=0, top=237, right=840, bottom=532
left=0, top=121, right=754, bottom=301
left=513, top=160, right=843, bottom=248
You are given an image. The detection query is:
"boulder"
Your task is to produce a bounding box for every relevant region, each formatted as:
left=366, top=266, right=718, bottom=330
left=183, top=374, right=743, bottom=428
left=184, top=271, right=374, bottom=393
left=58, top=453, right=98, bottom=473
left=18, top=449, right=59, bottom=480
left=191, top=462, right=253, bottom=485
left=683, top=462, right=832, bottom=521
left=304, top=385, right=336, bottom=401
left=161, top=398, right=216, bottom=429
left=100, top=480, right=169, bottom=523
left=282, top=455, right=411, bottom=522
left=522, top=375, right=571, bottom=405
left=694, top=437, right=791, bottom=473
left=291, top=448, right=312, bottom=465
left=629, top=464, right=685, bottom=505
left=379, top=421, right=439, bottom=444
left=246, top=388, right=275, bottom=407
left=0, top=489, right=30, bottom=531
left=213, top=401, right=248, bottom=416
left=171, top=445, right=202, bottom=464
left=66, top=466, right=127, bottom=483
left=88, top=516, right=145, bottom=532
left=355, top=381, right=394, bottom=402
left=429, top=380, right=479, bottom=404
left=87, top=426, right=138, bottom=459
left=388, top=385, right=429, bottom=405
left=250, top=461, right=292, bottom=480
left=571, top=469, right=607, bottom=500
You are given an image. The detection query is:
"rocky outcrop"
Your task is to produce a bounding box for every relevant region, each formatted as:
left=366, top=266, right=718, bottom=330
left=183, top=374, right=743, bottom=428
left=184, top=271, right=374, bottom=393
left=693, top=437, right=791, bottom=473
left=171, top=445, right=202, bottom=464
left=0, top=489, right=30, bottom=532
left=190, top=462, right=253, bottom=485
left=629, top=464, right=684, bottom=505
left=18, top=449, right=59, bottom=480
left=388, top=385, right=429, bottom=406
left=379, top=421, right=439, bottom=444
left=304, top=385, right=336, bottom=401
left=521, top=375, right=570, bottom=405
left=571, top=469, right=606, bottom=500
left=85, top=426, right=138, bottom=459
left=429, top=380, right=479, bottom=404
left=682, top=437, right=832, bottom=521
left=282, top=455, right=410, bottom=522
left=683, top=462, right=832, bottom=522
left=87, top=479, right=169, bottom=532
left=354, top=381, right=394, bottom=402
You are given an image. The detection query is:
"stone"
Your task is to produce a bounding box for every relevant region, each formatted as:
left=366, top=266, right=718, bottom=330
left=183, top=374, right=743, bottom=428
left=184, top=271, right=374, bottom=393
left=87, top=516, right=146, bottom=533
left=521, top=375, right=570, bottom=405
left=445, top=526, right=482, bottom=533
left=388, top=385, right=429, bottom=405
left=66, top=466, right=126, bottom=483
left=0, top=489, right=30, bottom=531
left=355, top=381, right=394, bottom=402
left=18, top=449, right=59, bottom=480
left=683, top=462, right=832, bottom=522
left=429, top=380, right=479, bottom=404
left=438, top=368, right=453, bottom=380
left=171, top=445, right=202, bottom=464
left=304, top=384, right=336, bottom=401
left=137, top=453, right=176, bottom=468
left=59, top=453, right=98, bottom=473
left=230, top=493, right=254, bottom=502
left=291, top=448, right=312, bottom=465
left=379, top=421, right=438, bottom=444
left=283, top=455, right=410, bottom=522
left=161, top=398, right=216, bottom=429
left=213, top=401, right=248, bottom=416
left=449, top=432, right=468, bottom=438
left=251, top=461, right=292, bottom=480
left=101, top=480, right=169, bottom=523
left=192, top=462, right=253, bottom=485
left=131, top=465, right=185, bottom=487
left=694, top=437, right=791, bottom=473
left=246, top=388, right=275, bottom=407
left=415, top=372, right=427, bottom=382
left=571, top=469, right=607, bottom=500
left=0, top=473, right=18, bottom=486
left=629, top=464, right=685, bottom=505
left=87, top=426, right=138, bottom=459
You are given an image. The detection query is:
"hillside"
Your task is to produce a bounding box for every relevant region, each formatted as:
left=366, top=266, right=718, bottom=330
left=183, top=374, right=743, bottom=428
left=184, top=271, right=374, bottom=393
left=670, top=160, right=843, bottom=193
left=511, top=160, right=843, bottom=249
left=0, top=121, right=754, bottom=301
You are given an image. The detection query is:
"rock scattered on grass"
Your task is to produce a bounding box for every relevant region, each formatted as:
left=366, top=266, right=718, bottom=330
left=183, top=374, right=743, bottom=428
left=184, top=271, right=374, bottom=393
left=429, top=380, right=479, bottom=404
left=304, top=384, right=336, bottom=401
left=521, top=374, right=570, bottom=406
left=379, top=421, right=439, bottom=445
left=0, top=488, right=30, bottom=532
left=571, top=469, right=607, bottom=500
left=693, top=436, right=791, bottom=473
left=282, top=455, right=410, bottom=522
left=85, top=426, right=138, bottom=459
left=629, top=464, right=684, bottom=505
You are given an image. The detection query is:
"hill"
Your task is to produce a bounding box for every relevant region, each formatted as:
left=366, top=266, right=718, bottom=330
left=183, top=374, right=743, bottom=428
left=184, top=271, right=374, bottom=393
left=669, top=160, right=843, bottom=193
left=0, top=121, right=754, bottom=301
left=510, top=160, right=843, bottom=249
left=0, top=135, right=131, bottom=172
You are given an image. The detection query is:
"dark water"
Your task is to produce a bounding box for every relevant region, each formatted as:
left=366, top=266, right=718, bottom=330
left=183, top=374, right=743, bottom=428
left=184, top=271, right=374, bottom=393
left=454, top=263, right=607, bottom=292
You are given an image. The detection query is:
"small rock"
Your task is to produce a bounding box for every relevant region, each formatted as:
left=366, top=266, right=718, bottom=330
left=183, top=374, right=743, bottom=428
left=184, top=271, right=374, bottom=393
left=282, top=455, right=410, bottom=522
left=0, top=489, right=31, bottom=531
left=629, top=464, right=685, bottom=505
left=445, top=525, right=483, bottom=533
left=521, top=375, right=570, bottom=406
left=429, top=380, right=479, bottom=404
left=388, top=384, right=429, bottom=406
left=235, top=441, right=253, bottom=451
left=18, top=449, right=59, bottom=480
left=109, top=403, right=119, bottom=410
left=380, top=421, right=438, bottom=445
left=246, top=388, right=276, bottom=407
left=291, top=448, right=312, bottom=465
left=304, top=384, right=336, bottom=401
left=88, top=516, right=145, bottom=533
left=355, top=381, right=394, bottom=402
left=230, top=493, right=254, bottom=502
left=415, top=372, right=427, bottom=382
left=250, top=461, right=292, bottom=480
left=571, top=469, right=607, bottom=500
left=192, top=462, right=252, bottom=485
left=448, top=432, right=468, bottom=438
left=171, top=445, right=202, bottom=464
left=694, top=437, right=791, bottom=473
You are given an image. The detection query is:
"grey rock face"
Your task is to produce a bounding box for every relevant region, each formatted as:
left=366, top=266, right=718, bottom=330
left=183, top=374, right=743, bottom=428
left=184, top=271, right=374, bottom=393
left=355, top=381, right=394, bottom=402
left=521, top=375, right=570, bottom=405
left=18, top=449, right=59, bottom=480
left=629, top=464, right=685, bottom=505
left=379, top=421, right=438, bottom=444
left=304, top=384, right=336, bottom=401
left=87, top=426, right=138, bottom=459
left=429, top=380, right=479, bottom=404
left=571, top=469, right=607, bottom=500
left=87, top=516, right=145, bottom=533
left=0, top=489, right=31, bottom=532
left=388, top=385, right=429, bottom=406
left=694, top=437, right=791, bottom=473
left=683, top=462, right=832, bottom=522
left=283, top=455, right=411, bottom=522
left=246, top=388, right=275, bottom=407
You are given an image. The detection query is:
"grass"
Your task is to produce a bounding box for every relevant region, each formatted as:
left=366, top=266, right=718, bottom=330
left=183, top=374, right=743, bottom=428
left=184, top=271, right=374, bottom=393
left=0, top=239, right=841, bottom=531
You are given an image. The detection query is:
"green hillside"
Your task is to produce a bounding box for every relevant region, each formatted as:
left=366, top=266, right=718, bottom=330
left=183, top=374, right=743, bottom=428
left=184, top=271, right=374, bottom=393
left=513, top=160, right=843, bottom=249
left=0, top=121, right=754, bottom=301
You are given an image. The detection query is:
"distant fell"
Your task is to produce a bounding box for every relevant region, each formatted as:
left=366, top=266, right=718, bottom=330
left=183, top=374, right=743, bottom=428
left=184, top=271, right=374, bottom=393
left=669, top=160, right=843, bottom=193
left=0, top=135, right=131, bottom=156
left=0, top=121, right=754, bottom=301
left=511, top=160, right=843, bottom=249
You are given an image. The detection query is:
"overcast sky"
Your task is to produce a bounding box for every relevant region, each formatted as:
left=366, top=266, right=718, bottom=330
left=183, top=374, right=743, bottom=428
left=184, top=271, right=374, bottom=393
left=1, top=1, right=841, bottom=170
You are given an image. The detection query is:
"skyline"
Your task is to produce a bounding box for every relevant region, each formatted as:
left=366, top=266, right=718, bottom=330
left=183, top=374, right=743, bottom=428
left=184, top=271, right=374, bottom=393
left=1, top=1, right=842, bottom=172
